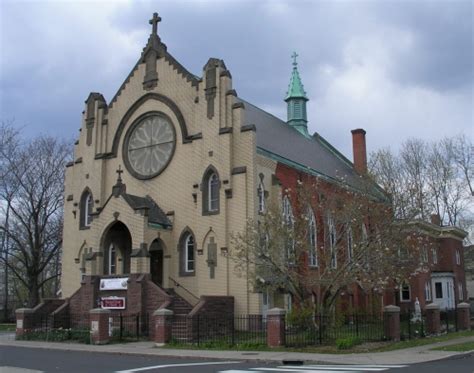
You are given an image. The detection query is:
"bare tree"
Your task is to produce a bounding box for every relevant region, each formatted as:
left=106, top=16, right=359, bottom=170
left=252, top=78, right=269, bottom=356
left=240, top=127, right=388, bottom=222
left=0, top=123, right=71, bottom=307
left=370, top=134, right=473, bottom=239
left=230, top=177, right=426, bottom=316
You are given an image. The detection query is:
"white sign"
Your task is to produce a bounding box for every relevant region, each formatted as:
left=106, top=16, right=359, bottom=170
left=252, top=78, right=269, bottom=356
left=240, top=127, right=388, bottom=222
left=100, top=277, right=128, bottom=291
left=91, top=320, right=99, bottom=332
left=16, top=319, right=23, bottom=329
left=101, top=296, right=126, bottom=310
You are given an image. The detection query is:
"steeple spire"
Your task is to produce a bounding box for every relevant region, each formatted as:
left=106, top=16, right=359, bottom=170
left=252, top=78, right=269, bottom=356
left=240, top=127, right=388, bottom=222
left=285, top=52, right=309, bottom=138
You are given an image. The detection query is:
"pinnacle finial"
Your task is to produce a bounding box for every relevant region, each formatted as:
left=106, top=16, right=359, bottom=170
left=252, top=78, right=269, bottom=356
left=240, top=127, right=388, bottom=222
left=291, top=51, right=298, bottom=67
left=116, top=165, right=123, bottom=184
left=149, top=12, right=162, bottom=36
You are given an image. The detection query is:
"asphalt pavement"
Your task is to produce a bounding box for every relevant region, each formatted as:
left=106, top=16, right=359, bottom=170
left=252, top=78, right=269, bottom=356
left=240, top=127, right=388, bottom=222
left=1, top=331, right=474, bottom=372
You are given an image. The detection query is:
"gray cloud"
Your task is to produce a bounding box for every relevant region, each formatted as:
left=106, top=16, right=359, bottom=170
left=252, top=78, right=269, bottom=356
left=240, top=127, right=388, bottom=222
left=0, top=0, right=472, bottom=159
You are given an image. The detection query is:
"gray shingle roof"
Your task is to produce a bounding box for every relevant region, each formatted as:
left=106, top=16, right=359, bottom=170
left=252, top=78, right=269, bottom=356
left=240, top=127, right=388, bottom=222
left=240, top=98, right=386, bottom=198
left=123, top=194, right=172, bottom=227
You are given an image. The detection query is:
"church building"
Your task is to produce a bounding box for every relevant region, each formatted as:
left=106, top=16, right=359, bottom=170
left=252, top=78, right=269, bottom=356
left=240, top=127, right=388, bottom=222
left=60, top=13, right=468, bottom=322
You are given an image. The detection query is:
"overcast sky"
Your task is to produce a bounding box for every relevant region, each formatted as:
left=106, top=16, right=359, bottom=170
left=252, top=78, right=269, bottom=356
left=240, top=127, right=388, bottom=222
left=1, top=0, right=472, bottom=159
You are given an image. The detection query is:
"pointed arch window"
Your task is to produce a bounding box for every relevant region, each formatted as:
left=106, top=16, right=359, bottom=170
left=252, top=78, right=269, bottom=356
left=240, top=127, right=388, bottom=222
left=282, top=196, right=295, bottom=263
left=108, top=243, right=117, bottom=275
left=328, top=215, right=337, bottom=269
left=308, top=209, right=317, bottom=267
left=347, top=225, right=353, bottom=262
left=202, top=167, right=220, bottom=215
left=80, top=190, right=93, bottom=229
left=258, top=181, right=266, bottom=213
left=179, top=229, right=196, bottom=276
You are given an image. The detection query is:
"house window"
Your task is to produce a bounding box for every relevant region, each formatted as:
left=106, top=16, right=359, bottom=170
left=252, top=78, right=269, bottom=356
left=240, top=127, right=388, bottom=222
left=455, top=249, right=461, bottom=265
left=425, top=281, right=432, bottom=301
left=202, top=168, right=220, bottom=215
left=179, top=230, right=196, bottom=276
left=347, top=226, right=353, bottom=262
left=328, top=215, right=337, bottom=269
left=108, top=243, right=116, bottom=275
left=458, top=282, right=464, bottom=300
left=421, top=247, right=428, bottom=263
left=258, top=181, right=265, bottom=213
left=282, top=196, right=295, bottom=263
left=400, top=283, right=411, bottom=302
left=80, top=190, right=93, bottom=228
left=308, top=210, right=317, bottom=267
left=435, top=282, right=443, bottom=298
left=432, top=248, right=438, bottom=264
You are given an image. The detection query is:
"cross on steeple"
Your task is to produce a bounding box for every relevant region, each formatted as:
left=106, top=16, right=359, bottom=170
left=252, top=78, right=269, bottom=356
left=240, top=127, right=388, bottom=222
left=291, top=52, right=298, bottom=67
left=149, top=12, right=161, bottom=36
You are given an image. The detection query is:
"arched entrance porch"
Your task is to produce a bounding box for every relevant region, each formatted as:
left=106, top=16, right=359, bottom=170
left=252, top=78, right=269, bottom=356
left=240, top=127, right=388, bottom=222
left=102, top=221, right=132, bottom=275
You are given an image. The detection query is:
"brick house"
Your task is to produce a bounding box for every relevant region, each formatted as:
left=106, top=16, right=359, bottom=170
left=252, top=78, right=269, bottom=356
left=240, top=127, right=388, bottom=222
left=21, top=13, right=468, bottom=330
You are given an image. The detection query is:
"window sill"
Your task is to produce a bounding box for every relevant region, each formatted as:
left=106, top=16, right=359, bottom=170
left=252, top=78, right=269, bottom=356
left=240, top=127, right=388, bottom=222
left=79, top=226, right=91, bottom=231
left=179, top=271, right=196, bottom=277
left=202, top=210, right=220, bottom=216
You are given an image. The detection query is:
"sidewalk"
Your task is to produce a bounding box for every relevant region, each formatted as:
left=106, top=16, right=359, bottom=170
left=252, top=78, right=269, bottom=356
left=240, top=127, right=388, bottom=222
left=0, top=332, right=473, bottom=365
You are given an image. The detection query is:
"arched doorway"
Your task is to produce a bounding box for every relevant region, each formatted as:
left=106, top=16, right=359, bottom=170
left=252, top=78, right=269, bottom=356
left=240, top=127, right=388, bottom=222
left=149, top=239, right=165, bottom=286
left=102, top=221, right=132, bottom=275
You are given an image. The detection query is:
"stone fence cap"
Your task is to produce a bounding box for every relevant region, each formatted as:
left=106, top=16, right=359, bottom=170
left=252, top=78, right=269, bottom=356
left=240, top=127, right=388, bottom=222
left=457, top=302, right=470, bottom=309
left=89, top=308, right=111, bottom=314
left=15, top=308, right=34, bottom=314
left=267, top=307, right=286, bottom=316
left=425, top=303, right=440, bottom=310
left=384, top=305, right=400, bottom=313
left=153, top=308, right=174, bottom=316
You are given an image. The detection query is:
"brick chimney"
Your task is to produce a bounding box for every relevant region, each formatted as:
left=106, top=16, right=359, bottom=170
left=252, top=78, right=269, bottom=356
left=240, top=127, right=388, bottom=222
left=351, top=129, right=367, bottom=174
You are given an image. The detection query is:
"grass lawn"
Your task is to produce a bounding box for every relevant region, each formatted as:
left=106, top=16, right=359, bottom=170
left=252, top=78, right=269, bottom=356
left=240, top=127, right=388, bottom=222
left=372, top=330, right=474, bottom=352
left=431, top=341, right=474, bottom=352
left=160, top=330, right=474, bottom=354
left=0, top=324, right=15, bottom=332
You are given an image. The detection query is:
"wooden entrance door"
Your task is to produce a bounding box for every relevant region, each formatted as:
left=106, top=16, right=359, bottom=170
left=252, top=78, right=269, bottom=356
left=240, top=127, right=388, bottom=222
left=150, top=248, right=163, bottom=287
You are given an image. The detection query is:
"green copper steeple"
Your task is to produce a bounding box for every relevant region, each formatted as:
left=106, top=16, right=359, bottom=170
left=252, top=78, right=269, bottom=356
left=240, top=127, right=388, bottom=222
left=285, top=52, right=310, bottom=138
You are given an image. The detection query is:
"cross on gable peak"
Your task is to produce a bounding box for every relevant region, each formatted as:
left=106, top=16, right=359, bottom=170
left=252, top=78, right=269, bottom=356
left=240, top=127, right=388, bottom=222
left=149, top=12, right=162, bottom=36
left=116, top=165, right=124, bottom=183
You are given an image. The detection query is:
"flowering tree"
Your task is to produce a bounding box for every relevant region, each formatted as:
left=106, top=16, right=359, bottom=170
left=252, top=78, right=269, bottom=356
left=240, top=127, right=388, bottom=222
left=231, top=175, right=429, bottom=316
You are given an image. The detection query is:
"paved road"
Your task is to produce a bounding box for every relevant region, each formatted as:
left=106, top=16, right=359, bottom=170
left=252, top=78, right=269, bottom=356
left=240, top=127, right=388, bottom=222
left=0, top=346, right=473, bottom=373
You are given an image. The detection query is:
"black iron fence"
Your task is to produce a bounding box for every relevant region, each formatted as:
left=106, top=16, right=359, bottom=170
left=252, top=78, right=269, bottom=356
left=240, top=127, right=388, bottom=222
left=285, top=314, right=386, bottom=347
left=440, top=309, right=458, bottom=333
left=17, top=313, right=90, bottom=343
left=108, top=313, right=149, bottom=342
left=171, top=314, right=267, bottom=347
left=17, top=312, right=149, bottom=343
left=399, top=309, right=425, bottom=340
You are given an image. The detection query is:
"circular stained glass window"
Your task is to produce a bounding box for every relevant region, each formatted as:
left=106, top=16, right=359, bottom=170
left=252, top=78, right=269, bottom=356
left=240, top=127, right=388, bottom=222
left=123, top=112, right=176, bottom=179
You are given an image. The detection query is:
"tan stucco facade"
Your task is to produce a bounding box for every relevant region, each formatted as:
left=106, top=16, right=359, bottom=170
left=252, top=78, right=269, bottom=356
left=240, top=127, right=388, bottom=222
left=61, top=39, right=265, bottom=314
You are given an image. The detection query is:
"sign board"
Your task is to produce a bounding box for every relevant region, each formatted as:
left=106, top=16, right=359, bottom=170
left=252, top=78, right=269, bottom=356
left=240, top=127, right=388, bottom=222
left=91, top=320, right=99, bottom=332
left=16, top=319, right=23, bottom=329
left=100, top=277, right=128, bottom=291
left=101, top=296, right=126, bottom=310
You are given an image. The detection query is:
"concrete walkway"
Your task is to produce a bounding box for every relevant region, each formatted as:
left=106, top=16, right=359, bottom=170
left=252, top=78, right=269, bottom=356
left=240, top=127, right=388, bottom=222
left=0, top=332, right=473, bottom=365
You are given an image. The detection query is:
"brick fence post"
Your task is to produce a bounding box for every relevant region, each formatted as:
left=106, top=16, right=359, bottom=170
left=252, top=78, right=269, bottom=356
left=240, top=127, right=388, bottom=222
left=89, top=308, right=111, bottom=345
left=425, top=303, right=441, bottom=335
left=383, top=305, right=400, bottom=341
left=153, top=308, right=174, bottom=346
left=456, top=303, right=470, bottom=331
left=15, top=308, right=34, bottom=338
left=266, top=308, right=286, bottom=348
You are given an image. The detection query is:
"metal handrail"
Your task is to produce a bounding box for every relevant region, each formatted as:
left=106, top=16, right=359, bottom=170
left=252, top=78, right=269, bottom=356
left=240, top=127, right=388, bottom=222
left=168, top=276, right=200, bottom=303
